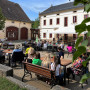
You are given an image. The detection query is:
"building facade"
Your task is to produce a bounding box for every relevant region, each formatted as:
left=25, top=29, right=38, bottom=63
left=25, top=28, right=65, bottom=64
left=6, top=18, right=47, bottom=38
left=39, top=2, right=90, bottom=42
left=0, top=0, right=31, bottom=41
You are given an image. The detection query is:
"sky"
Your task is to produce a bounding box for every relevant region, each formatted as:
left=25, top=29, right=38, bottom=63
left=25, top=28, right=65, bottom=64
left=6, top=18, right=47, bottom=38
left=9, top=0, right=74, bottom=21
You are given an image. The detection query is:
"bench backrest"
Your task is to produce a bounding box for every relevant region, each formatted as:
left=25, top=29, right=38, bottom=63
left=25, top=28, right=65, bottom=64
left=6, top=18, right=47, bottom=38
left=23, top=62, right=54, bottom=79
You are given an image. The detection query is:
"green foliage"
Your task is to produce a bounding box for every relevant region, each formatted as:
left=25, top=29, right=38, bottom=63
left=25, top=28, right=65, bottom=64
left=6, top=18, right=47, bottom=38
left=74, top=0, right=88, bottom=5
left=87, top=31, right=90, bottom=37
left=87, top=25, right=90, bottom=31
left=85, top=3, right=90, bottom=12
left=82, top=56, right=90, bottom=67
left=75, top=36, right=83, bottom=49
left=73, top=46, right=86, bottom=62
left=32, top=18, right=39, bottom=29
left=80, top=72, right=90, bottom=84
left=81, top=17, right=90, bottom=24
left=0, top=8, right=6, bottom=30
left=81, top=40, right=88, bottom=46
left=73, top=0, right=90, bottom=84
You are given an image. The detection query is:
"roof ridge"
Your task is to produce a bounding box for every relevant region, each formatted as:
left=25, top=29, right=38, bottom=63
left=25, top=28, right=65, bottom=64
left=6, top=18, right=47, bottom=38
left=53, top=1, right=74, bottom=7
left=40, top=1, right=84, bottom=15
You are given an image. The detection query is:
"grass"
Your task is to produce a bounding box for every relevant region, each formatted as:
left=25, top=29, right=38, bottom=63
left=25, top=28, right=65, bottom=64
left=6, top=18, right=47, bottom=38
left=0, top=77, right=27, bottom=90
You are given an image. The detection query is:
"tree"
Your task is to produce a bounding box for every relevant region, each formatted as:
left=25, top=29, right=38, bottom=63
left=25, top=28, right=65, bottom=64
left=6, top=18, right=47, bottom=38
left=0, top=8, right=5, bottom=30
left=32, top=18, right=39, bottom=29
left=73, top=0, right=90, bottom=84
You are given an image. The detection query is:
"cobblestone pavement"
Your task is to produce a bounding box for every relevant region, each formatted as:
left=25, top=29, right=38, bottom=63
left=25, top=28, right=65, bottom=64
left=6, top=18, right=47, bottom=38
left=13, top=51, right=90, bottom=90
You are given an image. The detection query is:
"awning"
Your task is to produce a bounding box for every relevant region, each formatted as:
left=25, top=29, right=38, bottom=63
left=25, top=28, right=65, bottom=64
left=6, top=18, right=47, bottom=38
left=54, top=27, right=87, bottom=34
left=54, top=27, right=76, bottom=34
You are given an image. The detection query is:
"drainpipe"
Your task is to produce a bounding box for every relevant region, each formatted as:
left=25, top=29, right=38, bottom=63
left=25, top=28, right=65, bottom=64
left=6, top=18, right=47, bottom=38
left=18, top=21, right=21, bottom=40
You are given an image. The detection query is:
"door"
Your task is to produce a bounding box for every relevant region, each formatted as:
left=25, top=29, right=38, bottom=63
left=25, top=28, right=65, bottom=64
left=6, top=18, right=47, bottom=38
left=6, top=27, right=18, bottom=40
left=21, top=27, right=28, bottom=40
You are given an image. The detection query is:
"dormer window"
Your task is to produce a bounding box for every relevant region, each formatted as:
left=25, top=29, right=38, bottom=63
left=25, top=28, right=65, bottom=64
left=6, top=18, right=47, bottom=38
left=12, top=21, right=14, bottom=23
left=57, top=14, right=59, bottom=15
left=73, top=11, right=77, bottom=13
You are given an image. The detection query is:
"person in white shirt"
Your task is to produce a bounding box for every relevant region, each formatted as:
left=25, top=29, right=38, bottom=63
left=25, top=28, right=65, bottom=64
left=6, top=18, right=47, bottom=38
left=59, top=42, right=64, bottom=50
left=43, top=42, right=47, bottom=50
left=51, top=59, right=64, bottom=85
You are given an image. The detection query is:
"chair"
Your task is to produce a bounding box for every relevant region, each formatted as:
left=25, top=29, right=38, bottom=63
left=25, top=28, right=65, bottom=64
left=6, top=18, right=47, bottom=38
left=47, top=46, right=52, bottom=51
left=11, top=51, right=24, bottom=67
left=3, top=44, right=8, bottom=49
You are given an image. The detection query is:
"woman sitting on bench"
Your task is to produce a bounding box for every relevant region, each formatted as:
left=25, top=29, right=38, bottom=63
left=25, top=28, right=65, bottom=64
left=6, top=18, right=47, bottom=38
left=32, top=52, right=42, bottom=66
left=67, top=55, right=85, bottom=79
left=26, top=48, right=36, bottom=63
left=41, top=54, right=51, bottom=68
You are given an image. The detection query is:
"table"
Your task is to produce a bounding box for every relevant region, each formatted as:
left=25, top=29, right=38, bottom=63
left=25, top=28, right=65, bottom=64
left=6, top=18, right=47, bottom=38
left=3, top=49, right=13, bottom=66
left=41, top=57, right=72, bottom=85
left=61, top=59, right=72, bottom=85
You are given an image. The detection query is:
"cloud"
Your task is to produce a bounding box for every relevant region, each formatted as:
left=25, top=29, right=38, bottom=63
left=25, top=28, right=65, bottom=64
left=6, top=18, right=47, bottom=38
left=9, top=0, right=74, bottom=13
left=8, top=0, right=74, bottom=20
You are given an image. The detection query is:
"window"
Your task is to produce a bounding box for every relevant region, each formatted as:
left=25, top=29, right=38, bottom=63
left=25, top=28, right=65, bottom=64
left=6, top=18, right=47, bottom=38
left=73, top=34, right=77, bottom=40
left=56, top=18, right=60, bottom=24
left=73, top=16, right=77, bottom=23
left=43, top=33, right=46, bottom=38
left=43, top=20, right=46, bottom=25
left=49, top=33, right=52, bottom=38
left=64, top=17, right=68, bottom=26
left=23, top=23, right=26, bottom=24
left=84, top=15, right=88, bottom=19
left=73, top=11, right=77, bottom=13
left=64, top=34, right=68, bottom=40
left=57, top=34, right=59, bottom=38
left=50, top=19, right=52, bottom=25
left=57, top=14, right=59, bottom=15
left=12, top=21, right=14, bottom=23
left=44, top=16, right=46, bottom=17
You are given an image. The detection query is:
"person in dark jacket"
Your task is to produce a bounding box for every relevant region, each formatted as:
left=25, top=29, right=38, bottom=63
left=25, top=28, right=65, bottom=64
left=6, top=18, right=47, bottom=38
left=0, top=50, right=5, bottom=63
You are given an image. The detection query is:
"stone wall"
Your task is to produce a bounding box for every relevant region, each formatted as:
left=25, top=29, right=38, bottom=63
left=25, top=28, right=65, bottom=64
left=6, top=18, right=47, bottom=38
left=0, top=64, right=13, bottom=77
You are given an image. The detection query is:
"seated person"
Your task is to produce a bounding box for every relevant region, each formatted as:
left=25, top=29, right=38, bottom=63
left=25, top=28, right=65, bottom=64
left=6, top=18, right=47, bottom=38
left=67, top=55, right=85, bottom=78
left=12, top=45, right=22, bottom=53
left=0, top=50, right=5, bottom=63
left=41, top=54, right=51, bottom=68
left=32, top=52, right=42, bottom=66
left=26, top=47, right=36, bottom=63
left=25, top=44, right=32, bottom=57
left=43, top=42, right=47, bottom=49
left=82, top=53, right=88, bottom=60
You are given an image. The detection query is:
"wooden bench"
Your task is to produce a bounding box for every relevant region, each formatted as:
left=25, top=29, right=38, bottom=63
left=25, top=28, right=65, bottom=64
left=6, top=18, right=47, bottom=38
left=22, top=62, right=55, bottom=88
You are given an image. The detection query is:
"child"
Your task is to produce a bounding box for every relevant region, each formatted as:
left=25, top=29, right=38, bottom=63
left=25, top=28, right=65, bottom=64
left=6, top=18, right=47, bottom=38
left=51, top=58, right=64, bottom=85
